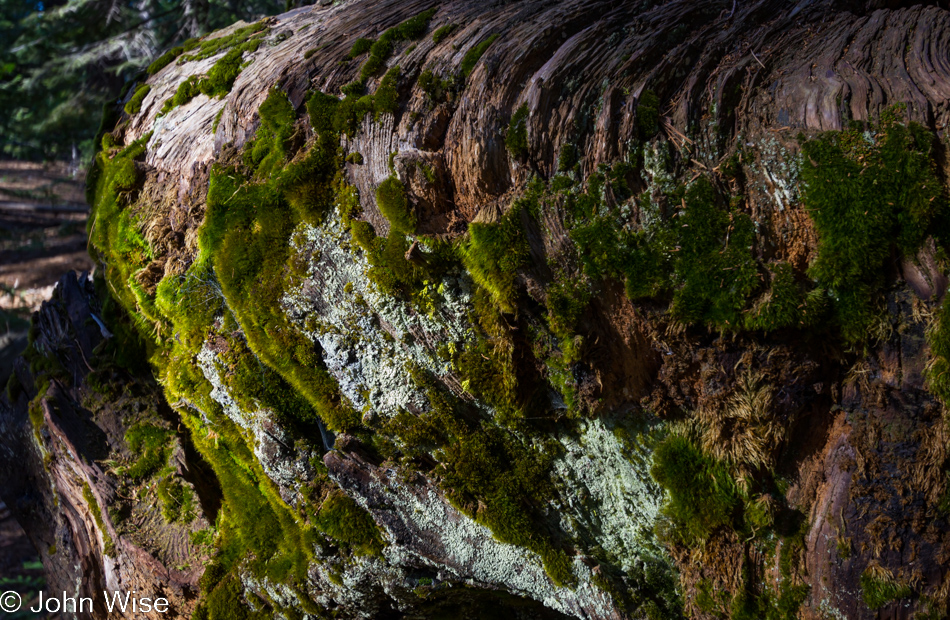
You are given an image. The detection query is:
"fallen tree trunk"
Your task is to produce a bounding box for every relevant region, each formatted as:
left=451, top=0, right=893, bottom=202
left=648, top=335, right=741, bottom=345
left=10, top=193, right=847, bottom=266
left=4, top=0, right=950, bottom=618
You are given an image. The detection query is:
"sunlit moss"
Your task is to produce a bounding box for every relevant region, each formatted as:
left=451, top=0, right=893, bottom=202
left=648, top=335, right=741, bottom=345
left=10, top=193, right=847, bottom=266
left=124, top=84, right=151, bottom=115
left=82, top=482, right=116, bottom=557
left=431, top=23, right=457, bottom=44
left=375, top=174, right=415, bottom=234
left=459, top=190, right=533, bottom=313
left=461, top=34, right=500, bottom=78
left=358, top=8, right=437, bottom=81
left=313, top=488, right=384, bottom=556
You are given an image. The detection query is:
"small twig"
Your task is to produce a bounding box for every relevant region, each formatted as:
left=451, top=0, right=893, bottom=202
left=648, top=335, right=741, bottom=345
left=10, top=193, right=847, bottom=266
left=750, top=48, right=766, bottom=70
left=727, top=0, right=736, bottom=19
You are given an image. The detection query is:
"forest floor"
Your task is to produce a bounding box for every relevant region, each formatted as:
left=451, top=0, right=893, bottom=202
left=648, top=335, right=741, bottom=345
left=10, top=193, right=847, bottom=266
left=0, top=160, right=90, bottom=615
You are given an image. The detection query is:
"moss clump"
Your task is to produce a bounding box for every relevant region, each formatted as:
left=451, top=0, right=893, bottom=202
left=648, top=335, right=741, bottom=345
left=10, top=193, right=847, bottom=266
left=359, top=8, right=437, bottom=81
left=376, top=175, right=415, bottom=234
left=157, top=475, right=197, bottom=524
left=545, top=274, right=590, bottom=385
left=179, top=22, right=267, bottom=62
left=505, top=104, right=529, bottom=158
left=86, top=133, right=156, bottom=370
left=161, top=76, right=201, bottom=114
left=347, top=37, right=373, bottom=59
left=459, top=195, right=531, bottom=313
left=666, top=179, right=758, bottom=329
left=417, top=68, right=455, bottom=102
left=110, top=156, right=139, bottom=191
left=651, top=435, right=740, bottom=544
left=200, top=42, right=261, bottom=98
left=637, top=89, right=660, bottom=139
left=373, top=66, right=401, bottom=118
left=743, top=262, right=826, bottom=331
left=385, top=365, right=575, bottom=586
left=345, top=152, right=363, bottom=164
left=242, top=87, right=296, bottom=179
left=199, top=90, right=360, bottom=433
left=306, top=90, right=339, bottom=136
left=800, top=108, right=946, bottom=345
left=124, top=423, right=172, bottom=480
left=859, top=566, right=913, bottom=610
left=431, top=23, right=457, bottom=43
left=82, top=482, right=116, bottom=557
left=147, top=46, right=184, bottom=75
left=124, top=84, right=151, bottom=115
left=313, top=489, right=384, bottom=556
left=180, top=404, right=315, bottom=587
left=461, top=33, right=500, bottom=78
left=557, top=143, right=577, bottom=172
left=569, top=174, right=758, bottom=331
left=926, top=297, right=950, bottom=405
left=160, top=33, right=265, bottom=114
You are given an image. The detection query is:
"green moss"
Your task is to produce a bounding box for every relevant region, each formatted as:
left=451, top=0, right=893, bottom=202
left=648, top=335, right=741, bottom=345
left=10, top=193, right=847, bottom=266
left=461, top=34, right=500, bottom=78
left=800, top=109, right=946, bottom=345
left=859, top=567, right=913, bottom=610
left=161, top=76, right=201, bottom=114
left=666, top=179, right=758, bottom=329
left=926, top=297, right=950, bottom=405
left=158, top=475, right=197, bottom=524
left=363, top=231, right=427, bottom=298
left=85, top=132, right=156, bottom=369
left=459, top=189, right=533, bottom=313
left=505, top=104, right=529, bottom=158
left=200, top=568, right=271, bottom=620
left=124, top=423, right=172, bottom=480
left=359, top=8, right=437, bottom=81
left=345, top=152, right=363, bottom=164
left=147, top=47, right=184, bottom=75
left=179, top=22, right=267, bottom=62
left=743, top=263, right=826, bottom=331
left=347, top=37, right=373, bottom=59
left=82, top=482, right=116, bottom=557
left=200, top=42, right=260, bottom=98
left=124, top=84, right=151, bottom=115
left=313, top=488, right=384, bottom=556
left=637, top=89, right=659, bottom=139
left=546, top=275, right=590, bottom=363
left=242, top=87, right=296, bottom=179
left=431, top=23, right=457, bottom=44
left=651, top=435, right=739, bottom=544
left=27, top=380, right=50, bottom=444
left=179, top=405, right=315, bottom=585
left=212, top=108, right=224, bottom=134
left=418, top=68, right=455, bottom=102
left=201, top=163, right=360, bottom=432
left=110, top=156, right=139, bottom=191
left=306, top=90, right=339, bottom=136
left=160, top=32, right=265, bottom=114
left=376, top=175, right=415, bottom=234
left=557, top=143, right=577, bottom=172
left=373, top=66, right=401, bottom=118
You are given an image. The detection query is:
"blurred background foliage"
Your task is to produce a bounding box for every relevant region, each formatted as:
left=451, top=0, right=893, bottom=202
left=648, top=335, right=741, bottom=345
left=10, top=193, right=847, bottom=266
left=0, top=0, right=304, bottom=163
